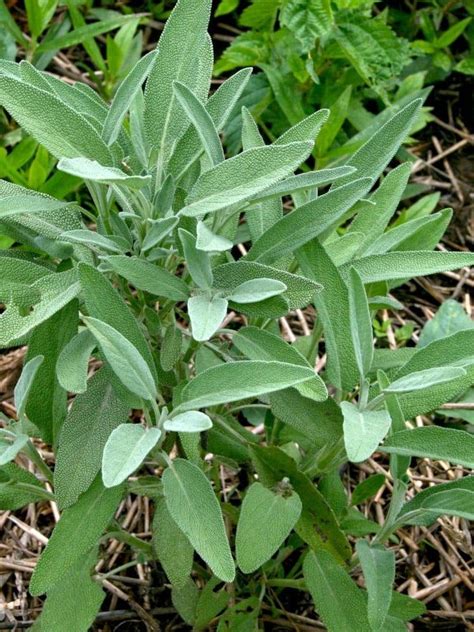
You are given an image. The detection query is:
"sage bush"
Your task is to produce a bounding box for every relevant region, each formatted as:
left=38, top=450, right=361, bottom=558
left=0, top=0, right=473, bottom=629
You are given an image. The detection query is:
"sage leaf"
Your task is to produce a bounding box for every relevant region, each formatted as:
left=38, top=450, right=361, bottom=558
left=153, top=497, right=194, bottom=588
left=14, top=355, right=44, bottom=420
left=341, top=401, right=392, bottom=463
left=83, top=317, right=157, bottom=401
left=356, top=540, right=395, bottom=632
left=384, top=366, right=467, bottom=393
left=236, top=482, right=302, bottom=573
left=348, top=267, right=373, bottom=379
left=54, top=369, right=130, bottom=508
left=56, top=330, right=96, bottom=394
left=105, top=255, right=189, bottom=301
left=180, top=142, right=313, bottom=217
left=227, top=278, right=287, bottom=303
left=178, top=361, right=316, bottom=411
left=162, top=458, right=235, bottom=582
left=381, top=427, right=474, bottom=468
left=188, top=295, right=228, bottom=342
left=196, top=221, right=233, bottom=252
left=29, top=476, right=123, bottom=595
left=303, top=549, right=370, bottom=632
left=58, top=157, right=151, bottom=189
left=179, top=228, right=214, bottom=289
left=164, top=411, right=212, bottom=433
left=102, top=424, right=161, bottom=488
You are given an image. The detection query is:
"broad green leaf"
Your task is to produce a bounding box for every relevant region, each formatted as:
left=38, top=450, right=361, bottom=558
left=84, top=317, right=157, bottom=401
left=14, top=355, right=44, bottom=420
left=188, top=295, right=228, bottom=341
left=173, top=81, right=224, bottom=166
left=0, top=75, right=113, bottom=164
left=341, top=401, right=391, bottom=463
left=0, top=194, right=71, bottom=219
left=32, top=551, right=104, bottom=632
left=303, top=549, right=370, bottom=632
left=78, top=263, right=157, bottom=386
left=144, top=0, right=212, bottom=156
left=56, top=330, right=96, bottom=394
left=233, top=326, right=327, bottom=402
left=247, top=177, right=371, bottom=264
left=164, top=411, right=212, bottom=433
left=102, top=424, right=161, bottom=488
left=102, top=50, right=156, bottom=145
left=160, top=323, right=183, bottom=372
left=177, top=361, right=315, bottom=411
left=58, top=158, right=151, bottom=189
left=227, top=278, right=287, bottom=303
left=162, top=458, right=235, bottom=582
left=153, top=497, right=194, bottom=588
left=297, top=239, right=359, bottom=391
left=381, top=427, right=474, bottom=468
left=348, top=267, right=373, bottom=378
left=397, top=477, right=474, bottom=525
left=356, top=540, right=395, bottom=632
left=178, top=229, right=214, bottom=289
left=24, top=300, right=78, bottom=444
left=29, top=476, right=123, bottom=595
left=236, top=482, right=302, bottom=573
left=196, top=221, right=233, bottom=252
left=384, top=366, right=467, bottom=393
left=54, top=369, right=129, bottom=508
left=335, top=99, right=422, bottom=187
left=105, top=255, right=189, bottom=301
left=344, top=251, right=474, bottom=284
left=179, top=142, right=313, bottom=217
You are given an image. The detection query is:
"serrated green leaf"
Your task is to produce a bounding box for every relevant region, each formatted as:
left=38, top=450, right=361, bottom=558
left=54, top=369, right=129, bottom=508
left=178, top=361, right=315, bottom=411
left=162, top=458, right=235, bottom=582
left=84, top=317, right=157, bottom=401
left=188, top=294, right=228, bottom=341
left=356, top=540, right=395, bottom=632
left=381, top=427, right=474, bottom=468
left=341, top=401, right=391, bottom=463
left=102, top=424, right=161, bottom=488
left=30, top=476, right=123, bottom=595
left=236, top=482, right=302, bottom=573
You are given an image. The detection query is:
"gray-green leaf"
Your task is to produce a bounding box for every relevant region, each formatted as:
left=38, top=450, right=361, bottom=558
left=341, top=401, right=392, bottom=463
